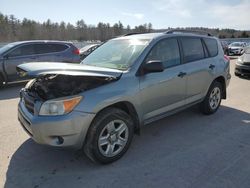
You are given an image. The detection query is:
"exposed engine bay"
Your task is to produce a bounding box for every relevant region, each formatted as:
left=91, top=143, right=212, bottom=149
left=25, top=74, right=117, bottom=101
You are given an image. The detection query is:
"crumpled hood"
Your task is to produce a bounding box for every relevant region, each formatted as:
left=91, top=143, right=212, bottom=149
left=17, top=62, right=123, bottom=78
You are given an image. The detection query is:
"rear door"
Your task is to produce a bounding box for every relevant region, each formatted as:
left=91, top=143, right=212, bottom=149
left=139, top=38, right=187, bottom=122
left=4, top=44, right=37, bottom=81
left=180, top=37, right=215, bottom=104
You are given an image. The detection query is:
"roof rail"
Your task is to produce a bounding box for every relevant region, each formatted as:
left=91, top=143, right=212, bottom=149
left=165, top=29, right=212, bottom=36
left=123, top=32, right=145, bottom=36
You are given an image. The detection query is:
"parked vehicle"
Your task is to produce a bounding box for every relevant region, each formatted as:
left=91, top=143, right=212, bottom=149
left=221, top=41, right=229, bottom=55
left=235, top=47, right=250, bottom=77
left=228, top=42, right=247, bottom=56
left=80, top=44, right=101, bottom=60
left=17, top=30, right=231, bottom=164
left=0, top=40, right=80, bottom=87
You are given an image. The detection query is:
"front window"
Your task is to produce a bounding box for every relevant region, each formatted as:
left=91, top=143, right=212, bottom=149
left=145, top=38, right=180, bottom=68
left=81, top=39, right=149, bottom=70
left=8, top=44, right=35, bottom=57
left=0, top=43, right=15, bottom=55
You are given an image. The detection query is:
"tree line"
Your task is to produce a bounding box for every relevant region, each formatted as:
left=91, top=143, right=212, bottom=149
left=0, top=12, right=249, bottom=43
left=0, top=12, right=152, bottom=42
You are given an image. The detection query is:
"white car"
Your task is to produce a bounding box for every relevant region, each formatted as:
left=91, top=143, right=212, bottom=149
left=235, top=47, right=250, bottom=77
left=228, top=42, right=247, bottom=55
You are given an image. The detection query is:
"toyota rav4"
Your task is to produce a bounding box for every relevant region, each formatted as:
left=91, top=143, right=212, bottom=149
left=17, top=30, right=231, bottom=164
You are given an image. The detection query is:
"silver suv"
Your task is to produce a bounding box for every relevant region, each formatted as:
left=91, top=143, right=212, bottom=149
left=17, top=30, right=231, bottom=164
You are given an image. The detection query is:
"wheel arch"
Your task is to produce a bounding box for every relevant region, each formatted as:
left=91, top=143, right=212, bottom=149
left=213, top=76, right=226, bottom=99
left=0, top=71, right=6, bottom=86
left=93, top=101, right=141, bottom=135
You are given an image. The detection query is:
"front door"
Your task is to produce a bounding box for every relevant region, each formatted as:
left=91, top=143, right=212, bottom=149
left=4, top=44, right=37, bottom=81
left=139, top=38, right=187, bottom=122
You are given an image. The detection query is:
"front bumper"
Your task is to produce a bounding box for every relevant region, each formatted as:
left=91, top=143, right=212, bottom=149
left=229, top=49, right=243, bottom=55
left=235, top=62, right=250, bottom=76
left=18, top=100, right=95, bottom=149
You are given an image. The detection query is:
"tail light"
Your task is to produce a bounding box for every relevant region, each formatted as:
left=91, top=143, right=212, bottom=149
left=224, top=55, right=230, bottom=62
left=72, top=49, right=80, bottom=55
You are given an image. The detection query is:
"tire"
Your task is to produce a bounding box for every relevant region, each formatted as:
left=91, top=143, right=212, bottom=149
left=200, top=81, right=222, bottom=115
left=235, top=72, right=241, bottom=77
left=84, top=108, right=134, bottom=164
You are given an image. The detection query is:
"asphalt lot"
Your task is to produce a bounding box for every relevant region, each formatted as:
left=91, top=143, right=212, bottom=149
left=0, top=59, right=250, bottom=188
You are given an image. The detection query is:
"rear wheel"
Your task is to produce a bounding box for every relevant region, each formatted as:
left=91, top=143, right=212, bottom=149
left=200, top=81, right=222, bottom=115
left=84, top=108, right=134, bottom=164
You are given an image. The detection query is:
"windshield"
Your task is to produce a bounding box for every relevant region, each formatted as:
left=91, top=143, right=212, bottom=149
left=0, top=43, right=15, bottom=55
left=230, top=42, right=243, bottom=47
left=81, top=39, right=149, bottom=70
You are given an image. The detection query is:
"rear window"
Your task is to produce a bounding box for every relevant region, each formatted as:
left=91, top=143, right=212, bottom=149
left=181, top=38, right=204, bottom=63
left=34, top=43, right=68, bottom=54
left=204, top=38, right=218, bottom=57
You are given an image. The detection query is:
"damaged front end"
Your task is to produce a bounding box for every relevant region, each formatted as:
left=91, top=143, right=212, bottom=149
left=25, top=74, right=116, bottom=101
left=17, top=62, right=122, bottom=115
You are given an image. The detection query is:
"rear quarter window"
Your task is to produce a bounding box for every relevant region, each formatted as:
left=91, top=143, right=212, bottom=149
left=181, top=38, right=204, bottom=63
left=203, top=38, right=218, bottom=57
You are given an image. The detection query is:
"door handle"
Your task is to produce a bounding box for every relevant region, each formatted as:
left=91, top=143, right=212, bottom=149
left=178, top=72, right=187, bottom=78
left=209, top=64, right=215, bottom=70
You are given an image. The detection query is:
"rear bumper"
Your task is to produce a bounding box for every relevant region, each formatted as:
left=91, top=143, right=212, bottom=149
left=18, top=100, right=95, bottom=149
left=235, top=63, right=250, bottom=76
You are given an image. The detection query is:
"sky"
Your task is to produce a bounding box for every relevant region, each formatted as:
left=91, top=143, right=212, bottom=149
left=1, top=0, right=250, bottom=30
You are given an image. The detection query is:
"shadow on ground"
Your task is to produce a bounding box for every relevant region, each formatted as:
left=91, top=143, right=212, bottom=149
left=0, top=82, right=26, bottom=100
left=229, top=56, right=239, bottom=60
left=236, top=75, right=250, bottom=80
left=4, top=106, right=250, bottom=188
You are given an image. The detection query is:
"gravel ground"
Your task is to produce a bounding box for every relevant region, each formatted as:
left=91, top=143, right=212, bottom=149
left=0, top=59, right=250, bottom=188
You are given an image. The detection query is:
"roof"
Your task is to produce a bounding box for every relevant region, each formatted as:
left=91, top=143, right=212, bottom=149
left=8, top=40, right=72, bottom=46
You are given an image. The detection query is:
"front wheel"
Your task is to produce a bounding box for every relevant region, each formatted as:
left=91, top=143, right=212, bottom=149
left=200, top=81, right=222, bottom=115
left=84, top=108, right=134, bottom=164
left=0, top=75, right=4, bottom=88
left=235, top=72, right=241, bottom=77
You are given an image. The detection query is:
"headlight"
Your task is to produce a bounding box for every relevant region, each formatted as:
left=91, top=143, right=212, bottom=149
left=39, top=96, right=82, bottom=116
left=237, top=58, right=243, bottom=64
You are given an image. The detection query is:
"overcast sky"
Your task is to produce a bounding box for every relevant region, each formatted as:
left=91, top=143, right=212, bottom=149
left=1, top=0, right=250, bottom=30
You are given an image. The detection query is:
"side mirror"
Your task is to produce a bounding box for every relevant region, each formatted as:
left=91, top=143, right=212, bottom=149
left=143, top=60, right=164, bottom=74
